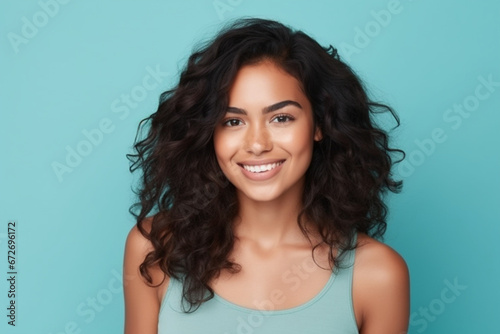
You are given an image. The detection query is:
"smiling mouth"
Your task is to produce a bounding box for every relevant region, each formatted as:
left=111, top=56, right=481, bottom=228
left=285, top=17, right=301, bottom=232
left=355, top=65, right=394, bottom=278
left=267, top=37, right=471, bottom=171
left=239, top=161, right=285, bottom=173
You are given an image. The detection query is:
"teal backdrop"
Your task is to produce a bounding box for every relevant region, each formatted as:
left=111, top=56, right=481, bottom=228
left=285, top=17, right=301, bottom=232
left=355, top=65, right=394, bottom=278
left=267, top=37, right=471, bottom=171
left=1, top=0, right=499, bottom=333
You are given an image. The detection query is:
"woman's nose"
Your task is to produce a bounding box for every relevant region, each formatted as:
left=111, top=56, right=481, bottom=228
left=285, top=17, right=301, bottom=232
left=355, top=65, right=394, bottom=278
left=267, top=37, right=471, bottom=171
left=244, top=123, right=272, bottom=155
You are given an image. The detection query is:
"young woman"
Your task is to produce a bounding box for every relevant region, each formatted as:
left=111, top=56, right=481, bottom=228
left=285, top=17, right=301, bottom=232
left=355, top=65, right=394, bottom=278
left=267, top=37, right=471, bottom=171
left=124, top=18, right=409, bottom=334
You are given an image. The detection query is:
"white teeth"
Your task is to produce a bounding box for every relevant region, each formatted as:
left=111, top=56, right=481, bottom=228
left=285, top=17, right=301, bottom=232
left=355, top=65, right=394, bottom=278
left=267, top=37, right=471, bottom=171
left=242, top=162, right=283, bottom=173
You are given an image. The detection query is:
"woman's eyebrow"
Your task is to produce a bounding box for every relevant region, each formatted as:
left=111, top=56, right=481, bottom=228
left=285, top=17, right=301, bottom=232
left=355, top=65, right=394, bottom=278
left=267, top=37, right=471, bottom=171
left=227, top=100, right=303, bottom=115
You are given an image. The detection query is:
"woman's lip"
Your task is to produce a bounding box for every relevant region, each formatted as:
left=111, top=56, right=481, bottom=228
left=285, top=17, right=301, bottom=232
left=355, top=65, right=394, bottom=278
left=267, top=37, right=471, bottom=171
left=238, top=160, right=285, bottom=181
left=238, top=159, right=286, bottom=166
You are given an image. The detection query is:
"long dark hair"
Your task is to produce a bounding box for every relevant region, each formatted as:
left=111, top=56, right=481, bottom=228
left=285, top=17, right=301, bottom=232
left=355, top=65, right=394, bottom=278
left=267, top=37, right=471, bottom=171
left=127, top=18, right=403, bottom=312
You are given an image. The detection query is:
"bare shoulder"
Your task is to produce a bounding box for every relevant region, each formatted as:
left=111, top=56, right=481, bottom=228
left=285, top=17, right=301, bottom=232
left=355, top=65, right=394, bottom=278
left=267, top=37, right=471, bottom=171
left=125, top=217, right=156, bottom=263
left=352, top=233, right=410, bottom=333
left=354, top=233, right=409, bottom=282
left=124, top=216, right=169, bottom=288
left=125, top=218, right=152, bottom=257
left=123, top=216, right=169, bottom=334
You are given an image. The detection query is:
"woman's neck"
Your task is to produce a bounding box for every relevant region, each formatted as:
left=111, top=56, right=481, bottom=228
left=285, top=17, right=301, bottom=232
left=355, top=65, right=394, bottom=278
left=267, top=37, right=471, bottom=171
left=233, top=189, right=313, bottom=250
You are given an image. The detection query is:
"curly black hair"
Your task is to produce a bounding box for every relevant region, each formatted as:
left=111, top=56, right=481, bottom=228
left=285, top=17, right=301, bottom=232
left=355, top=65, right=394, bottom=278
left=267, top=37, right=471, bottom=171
left=127, top=18, right=404, bottom=312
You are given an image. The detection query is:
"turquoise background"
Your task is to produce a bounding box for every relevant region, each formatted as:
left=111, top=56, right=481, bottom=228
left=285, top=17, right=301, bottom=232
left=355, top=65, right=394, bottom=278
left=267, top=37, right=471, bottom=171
left=1, top=0, right=499, bottom=333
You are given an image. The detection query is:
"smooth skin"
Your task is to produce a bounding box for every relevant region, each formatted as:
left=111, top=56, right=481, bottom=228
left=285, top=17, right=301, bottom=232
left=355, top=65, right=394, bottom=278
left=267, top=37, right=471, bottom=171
left=123, top=60, right=410, bottom=334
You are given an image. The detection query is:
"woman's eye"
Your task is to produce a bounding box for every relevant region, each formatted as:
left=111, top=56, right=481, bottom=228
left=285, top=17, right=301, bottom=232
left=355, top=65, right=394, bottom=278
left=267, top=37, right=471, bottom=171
left=272, top=114, right=294, bottom=123
left=223, top=119, right=243, bottom=127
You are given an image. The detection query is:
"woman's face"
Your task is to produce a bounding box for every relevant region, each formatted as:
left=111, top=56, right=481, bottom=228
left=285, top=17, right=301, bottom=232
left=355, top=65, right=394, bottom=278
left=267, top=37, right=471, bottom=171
left=213, top=60, right=321, bottom=203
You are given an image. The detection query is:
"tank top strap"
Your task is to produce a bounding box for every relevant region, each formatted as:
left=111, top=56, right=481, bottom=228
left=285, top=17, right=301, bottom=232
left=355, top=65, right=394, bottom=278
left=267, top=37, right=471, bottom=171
left=159, top=274, right=186, bottom=314
left=315, top=231, right=358, bottom=331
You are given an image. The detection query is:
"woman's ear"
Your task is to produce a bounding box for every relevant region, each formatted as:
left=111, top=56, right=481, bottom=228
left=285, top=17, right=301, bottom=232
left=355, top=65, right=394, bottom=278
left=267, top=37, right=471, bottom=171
left=314, top=126, right=323, bottom=141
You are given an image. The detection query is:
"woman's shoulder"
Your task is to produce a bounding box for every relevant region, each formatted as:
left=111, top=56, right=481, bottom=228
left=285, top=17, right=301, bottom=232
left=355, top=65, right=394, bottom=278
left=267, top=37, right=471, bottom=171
left=354, top=233, right=409, bottom=278
left=125, top=217, right=155, bottom=254
left=352, top=233, right=410, bottom=332
left=125, top=218, right=152, bottom=254
left=124, top=216, right=169, bottom=286
left=123, top=217, right=170, bottom=334
left=124, top=217, right=156, bottom=273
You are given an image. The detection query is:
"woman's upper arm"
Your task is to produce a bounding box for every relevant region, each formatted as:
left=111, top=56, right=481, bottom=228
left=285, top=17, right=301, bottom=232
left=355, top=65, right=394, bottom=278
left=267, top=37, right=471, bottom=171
left=354, top=236, right=410, bottom=334
left=123, top=224, right=163, bottom=334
